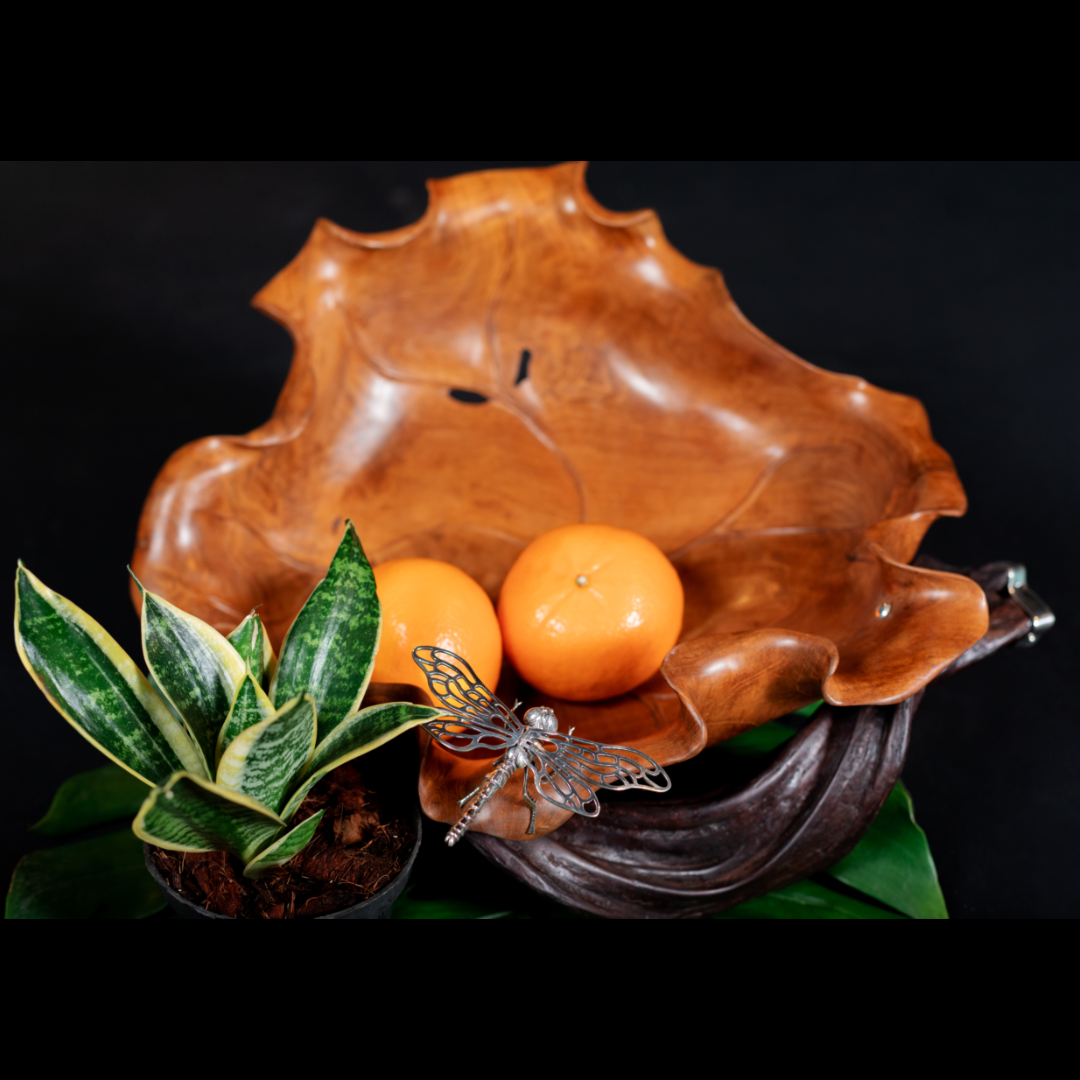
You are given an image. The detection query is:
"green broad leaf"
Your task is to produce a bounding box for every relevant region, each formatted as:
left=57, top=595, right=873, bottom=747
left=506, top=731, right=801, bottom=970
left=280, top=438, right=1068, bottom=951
left=718, top=702, right=823, bottom=757
left=827, top=781, right=948, bottom=920
left=137, top=580, right=246, bottom=779
left=216, top=695, right=317, bottom=814
left=216, top=673, right=274, bottom=763
left=243, top=810, right=325, bottom=878
left=715, top=880, right=907, bottom=920
left=133, top=773, right=283, bottom=864
left=391, top=890, right=521, bottom=919
left=718, top=720, right=796, bottom=757
left=270, top=522, right=381, bottom=741
left=14, top=565, right=205, bottom=785
left=281, top=702, right=440, bottom=821
left=6, top=829, right=165, bottom=920
left=228, top=612, right=276, bottom=689
left=32, top=764, right=150, bottom=836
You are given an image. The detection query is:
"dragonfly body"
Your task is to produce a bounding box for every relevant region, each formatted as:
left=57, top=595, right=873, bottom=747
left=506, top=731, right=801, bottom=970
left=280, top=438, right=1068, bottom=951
left=413, top=647, right=671, bottom=847
left=444, top=758, right=514, bottom=847
left=445, top=705, right=559, bottom=846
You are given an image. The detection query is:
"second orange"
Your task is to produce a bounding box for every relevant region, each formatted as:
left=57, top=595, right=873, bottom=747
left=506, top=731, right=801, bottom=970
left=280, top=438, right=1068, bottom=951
left=371, top=558, right=503, bottom=693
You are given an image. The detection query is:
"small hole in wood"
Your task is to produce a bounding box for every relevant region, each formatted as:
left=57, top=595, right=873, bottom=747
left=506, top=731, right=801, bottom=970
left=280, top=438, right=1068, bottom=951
left=515, top=350, right=532, bottom=385
left=449, top=389, right=489, bottom=405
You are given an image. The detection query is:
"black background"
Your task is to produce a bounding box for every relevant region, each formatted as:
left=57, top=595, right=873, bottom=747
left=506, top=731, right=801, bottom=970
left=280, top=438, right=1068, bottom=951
left=2, top=161, right=1076, bottom=918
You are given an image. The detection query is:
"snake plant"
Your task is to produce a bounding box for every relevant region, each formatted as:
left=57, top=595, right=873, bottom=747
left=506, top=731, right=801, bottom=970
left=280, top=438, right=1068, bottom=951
left=14, top=523, right=439, bottom=878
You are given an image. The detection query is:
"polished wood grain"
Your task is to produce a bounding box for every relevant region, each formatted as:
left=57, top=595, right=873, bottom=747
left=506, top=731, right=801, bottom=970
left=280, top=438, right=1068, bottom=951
left=131, top=161, right=989, bottom=842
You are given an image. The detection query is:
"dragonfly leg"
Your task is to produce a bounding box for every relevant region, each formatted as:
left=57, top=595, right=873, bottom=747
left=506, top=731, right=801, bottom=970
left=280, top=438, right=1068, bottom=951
left=458, top=786, right=481, bottom=808
left=522, top=769, right=538, bottom=836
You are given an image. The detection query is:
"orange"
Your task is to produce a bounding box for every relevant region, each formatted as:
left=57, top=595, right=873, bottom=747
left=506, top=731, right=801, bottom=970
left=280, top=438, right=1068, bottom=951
left=371, top=558, right=503, bottom=693
left=497, top=524, right=684, bottom=702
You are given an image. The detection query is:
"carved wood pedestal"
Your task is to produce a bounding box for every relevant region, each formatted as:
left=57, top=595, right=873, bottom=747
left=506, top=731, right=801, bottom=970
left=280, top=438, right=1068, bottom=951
left=469, top=563, right=1042, bottom=918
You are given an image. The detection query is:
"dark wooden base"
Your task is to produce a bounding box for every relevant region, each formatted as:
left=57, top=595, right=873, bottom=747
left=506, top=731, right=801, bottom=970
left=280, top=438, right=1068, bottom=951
left=469, top=561, right=1037, bottom=918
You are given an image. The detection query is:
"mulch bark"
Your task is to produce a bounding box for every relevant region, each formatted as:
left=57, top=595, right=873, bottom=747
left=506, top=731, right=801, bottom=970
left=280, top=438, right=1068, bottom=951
left=149, top=763, right=414, bottom=919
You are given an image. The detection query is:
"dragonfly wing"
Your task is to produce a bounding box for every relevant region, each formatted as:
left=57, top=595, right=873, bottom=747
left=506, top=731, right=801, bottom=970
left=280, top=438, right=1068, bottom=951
left=525, top=748, right=601, bottom=818
left=412, top=647, right=523, bottom=726
left=545, top=733, right=672, bottom=793
left=423, top=717, right=516, bottom=753
left=413, top=647, right=523, bottom=754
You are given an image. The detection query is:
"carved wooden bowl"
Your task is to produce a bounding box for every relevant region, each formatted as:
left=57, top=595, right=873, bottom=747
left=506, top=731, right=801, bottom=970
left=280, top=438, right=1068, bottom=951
left=132, top=162, right=992, bottom=906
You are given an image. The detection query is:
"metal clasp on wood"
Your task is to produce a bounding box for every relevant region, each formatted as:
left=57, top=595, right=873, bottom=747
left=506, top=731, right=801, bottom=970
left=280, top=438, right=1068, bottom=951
left=1006, top=564, right=1055, bottom=647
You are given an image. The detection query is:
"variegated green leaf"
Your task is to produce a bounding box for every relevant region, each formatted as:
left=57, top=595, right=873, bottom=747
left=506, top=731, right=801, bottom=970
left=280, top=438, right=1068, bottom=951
left=228, top=612, right=276, bottom=689
left=281, top=702, right=439, bottom=820
left=14, top=565, right=205, bottom=785
left=270, top=522, right=381, bottom=741
left=243, top=810, right=325, bottom=878
left=216, top=672, right=274, bottom=763
left=216, top=695, right=317, bottom=814
left=133, top=772, right=283, bottom=863
left=136, top=578, right=246, bottom=779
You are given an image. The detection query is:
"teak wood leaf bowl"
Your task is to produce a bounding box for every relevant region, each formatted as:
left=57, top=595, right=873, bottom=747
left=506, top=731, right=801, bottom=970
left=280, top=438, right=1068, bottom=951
left=131, top=162, right=989, bottom=845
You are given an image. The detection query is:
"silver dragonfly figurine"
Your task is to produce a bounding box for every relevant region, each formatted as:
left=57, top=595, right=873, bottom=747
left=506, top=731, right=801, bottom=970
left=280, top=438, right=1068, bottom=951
left=413, top=647, right=672, bottom=847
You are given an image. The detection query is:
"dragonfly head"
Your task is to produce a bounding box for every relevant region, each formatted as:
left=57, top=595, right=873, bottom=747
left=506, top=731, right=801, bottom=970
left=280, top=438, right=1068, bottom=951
left=523, top=706, right=558, bottom=733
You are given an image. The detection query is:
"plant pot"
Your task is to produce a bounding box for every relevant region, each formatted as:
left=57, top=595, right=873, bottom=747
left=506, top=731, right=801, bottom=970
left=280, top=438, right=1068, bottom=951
left=144, top=804, right=421, bottom=920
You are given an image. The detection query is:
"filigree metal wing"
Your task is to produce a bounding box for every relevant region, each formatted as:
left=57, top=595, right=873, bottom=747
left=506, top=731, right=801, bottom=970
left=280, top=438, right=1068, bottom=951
left=544, top=733, right=672, bottom=794
left=524, top=753, right=602, bottom=818
left=413, top=647, right=523, bottom=753
left=524, top=736, right=669, bottom=818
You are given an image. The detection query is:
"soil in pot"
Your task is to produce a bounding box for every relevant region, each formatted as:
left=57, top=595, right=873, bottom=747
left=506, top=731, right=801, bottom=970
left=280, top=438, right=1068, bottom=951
left=148, top=762, right=415, bottom=919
